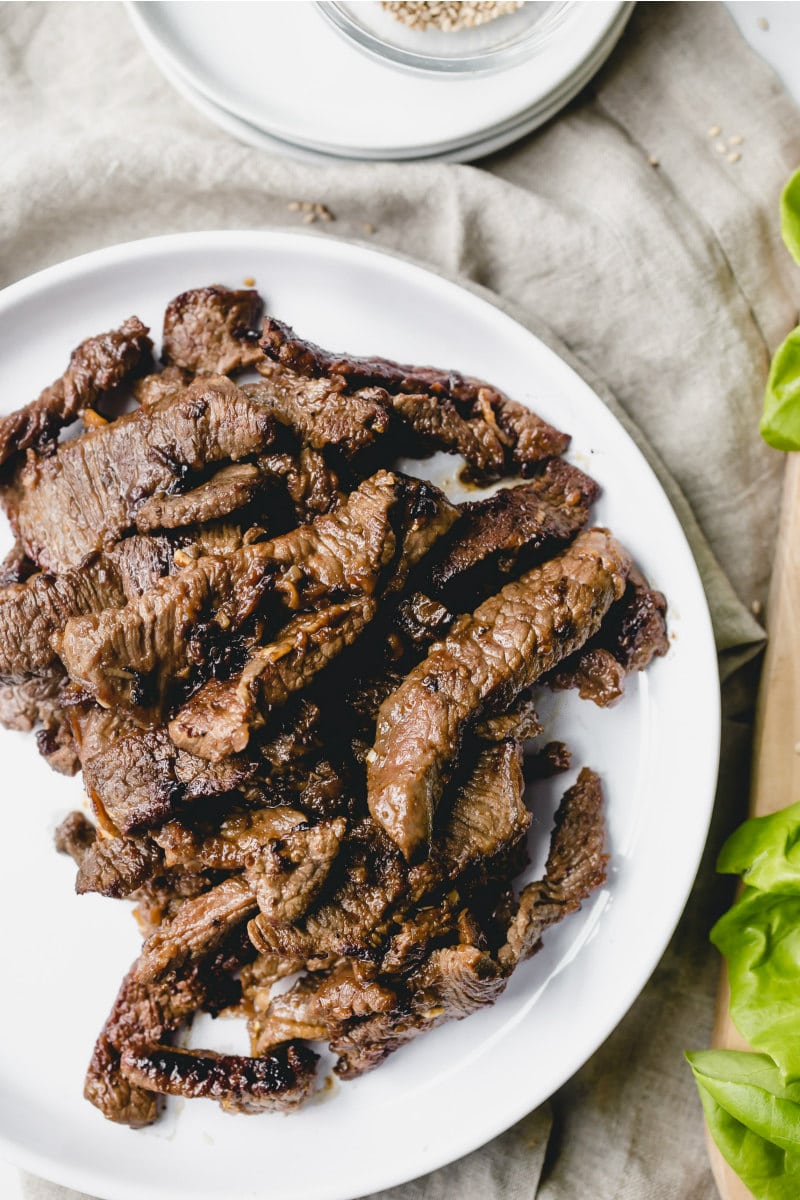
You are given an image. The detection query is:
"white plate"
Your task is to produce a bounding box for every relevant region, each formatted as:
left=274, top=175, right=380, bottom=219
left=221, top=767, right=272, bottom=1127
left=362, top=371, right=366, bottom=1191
left=137, top=4, right=632, bottom=164
left=0, top=231, right=719, bottom=1200
left=127, top=1, right=629, bottom=157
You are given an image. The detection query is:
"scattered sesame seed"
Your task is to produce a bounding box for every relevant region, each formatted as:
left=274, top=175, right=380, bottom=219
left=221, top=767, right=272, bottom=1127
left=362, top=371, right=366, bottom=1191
left=728, top=134, right=744, bottom=146
left=751, top=599, right=763, bottom=617
left=287, top=200, right=301, bottom=212
left=648, top=154, right=660, bottom=167
left=381, top=1, right=522, bottom=31
left=727, top=151, right=741, bottom=164
left=242, top=276, right=256, bottom=287
left=303, top=212, right=317, bottom=224
left=315, top=203, right=335, bottom=222
left=708, top=125, right=721, bottom=138
left=715, top=142, right=728, bottom=154
left=757, top=16, right=769, bottom=31
left=362, top=223, right=376, bottom=235
left=300, top=201, right=314, bottom=212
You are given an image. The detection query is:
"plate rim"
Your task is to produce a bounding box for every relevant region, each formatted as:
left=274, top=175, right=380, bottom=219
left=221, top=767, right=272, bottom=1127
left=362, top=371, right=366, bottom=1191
left=0, top=229, right=721, bottom=1200
left=125, top=0, right=631, bottom=156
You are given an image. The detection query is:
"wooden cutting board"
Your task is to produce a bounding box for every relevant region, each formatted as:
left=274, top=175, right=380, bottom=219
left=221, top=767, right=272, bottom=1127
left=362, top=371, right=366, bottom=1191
left=708, top=452, right=800, bottom=1199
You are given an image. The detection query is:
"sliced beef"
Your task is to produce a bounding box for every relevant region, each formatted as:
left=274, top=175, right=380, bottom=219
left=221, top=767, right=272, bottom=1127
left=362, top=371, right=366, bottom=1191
left=85, top=938, right=247, bottom=1127
left=0, top=673, right=80, bottom=774
left=0, top=316, right=152, bottom=467
left=134, top=463, right=264, bottom=533
left=0, top=558, right=126, bottom=681
left=432, top=740, right=530, bottom=874
left=162, top=285, right=264, bottom=376
left=5, top=376, right=275, bottom=572
left=260, top=316, right=569, bottom=477
left=257, top=447, right=342, bottom=521
left=245, top=816, right=347, bottom=925
left=245, top=368, right=391, bottom=458
left=107, top=534, right=179, bottom=600
left=54, top=811, right=97, bottom=864
left=392, top=592, right=453, bottom=650
left=428, top=460, right=599, bottom=607
left=474, top=693, right=541, bottom=742
left=169, top=597, right=377, bottom=760
left=59, top=471, right=445, bottom=720
left=137, top=876, right=257, bottom=984
left=367, top=528, right=631, bottom=860
left=119, top=1042, right=318, bottom=1114
left=76, top=834, right=164, bottom=899
left=154, top=807, right=308, bottom=872
left=500, top=768, right=608, bottom=968
left=549, top=567, right=668, bottom=706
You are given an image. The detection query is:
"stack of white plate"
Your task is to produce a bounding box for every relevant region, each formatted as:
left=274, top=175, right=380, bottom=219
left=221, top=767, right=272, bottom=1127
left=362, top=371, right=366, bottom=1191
left=127, top=1, right=634, bottom=163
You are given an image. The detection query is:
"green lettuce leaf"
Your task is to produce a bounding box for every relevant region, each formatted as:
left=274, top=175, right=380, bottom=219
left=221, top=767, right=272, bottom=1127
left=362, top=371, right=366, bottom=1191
left=711, top=889, right=800, bottom=1081
left=761, top=326, right=800, bottom=451
left=781, top=169, right=800, bottom=267
left=689, top=1050, right=800, bottom=1200
left=718, top=802, right=800, bottom=893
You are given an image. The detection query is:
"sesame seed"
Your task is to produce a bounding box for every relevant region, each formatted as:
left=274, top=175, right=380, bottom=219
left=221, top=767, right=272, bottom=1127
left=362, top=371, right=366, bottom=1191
left=648, top=154, right=660, bottom=168
left=751, top=599, right=762, bottom=617
left=715, top=141, right=727, bottom=154
left=727, top=151, right=741, bottom=164
left=380, top=1, right=523, bottom=30
left=728, top=134, right=744, bottom=146
left=242, top=276, right=255, bottom=287
left=303, top=211, right=317, bottom=224
left=362, top=223, right=376, bottom=235
left=300, top=201, right=314, bottom=212
left=287, top=201, right=301, bottom=212
left=757, top=16, right=769, bottom=31
left=708, top=125, right=721, bottom=138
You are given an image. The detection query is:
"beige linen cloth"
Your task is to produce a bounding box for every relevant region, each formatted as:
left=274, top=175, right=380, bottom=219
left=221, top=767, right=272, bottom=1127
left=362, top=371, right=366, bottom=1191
left=2, top=2, right=800, bottom=1198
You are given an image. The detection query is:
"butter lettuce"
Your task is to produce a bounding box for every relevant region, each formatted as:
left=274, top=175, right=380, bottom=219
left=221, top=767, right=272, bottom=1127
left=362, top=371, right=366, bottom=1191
left=718, top=802, right=800, bottom=893
left=761, top=168, right=800, bottom=450
left=711, top=889, right=800, bottom=1081
left=689, top=1051, right=800, bottom=1200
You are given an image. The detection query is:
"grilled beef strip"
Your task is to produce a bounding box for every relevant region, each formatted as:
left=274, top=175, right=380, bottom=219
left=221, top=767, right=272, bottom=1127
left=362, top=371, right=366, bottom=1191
left=256, top=447, right=342, bottom=521
left=367, top=528, right=631, bottom=860
left=75, top=833, right=164, bottom=899
left=548, top=567, right=668, bottom=706
left=70, top=705, right=258, bottom=835
left=119, top=1041, right=318, bottom=1114
left=85, top=934, right=250, bottom=1127
left=245, top=816, right=347, bottom=926
left=154, top=806, right=309, bottom=872
left=0, top=673, right=80, bottom=773
left=132, top=365, right=189, bottom=408
left=59, top=471, right=447, bottom=721
left=134, top=463, right=265, bottom=533
left=244, top=369, right=391, bottom=459
left=260, top=316, right=570, bottom=478
left=0, top=316, right=152, bottom=468
left=524, top=740, right=571, bottom=782
left=500, top=767, right=608, bottom=967
left=427, top=459, right=600, bottom=608
left=162, top=286, right=264, bottom=377
left=137, top=876, right=258, bottom=984
left=4, top=376, right=275, bottom=572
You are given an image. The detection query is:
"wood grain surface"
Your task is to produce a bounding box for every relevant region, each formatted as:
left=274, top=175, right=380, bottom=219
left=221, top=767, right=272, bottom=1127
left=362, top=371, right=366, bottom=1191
left=708, top=452, right=800, bottom=1199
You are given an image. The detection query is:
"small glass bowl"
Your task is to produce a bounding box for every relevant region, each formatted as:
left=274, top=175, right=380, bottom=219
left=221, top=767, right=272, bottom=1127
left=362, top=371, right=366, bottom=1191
left=316, top=2, right=574, bottom=76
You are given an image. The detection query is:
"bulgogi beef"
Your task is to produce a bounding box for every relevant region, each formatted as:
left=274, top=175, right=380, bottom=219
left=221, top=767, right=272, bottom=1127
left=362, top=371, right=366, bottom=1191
left=0, top=281, right=667, bottom=1125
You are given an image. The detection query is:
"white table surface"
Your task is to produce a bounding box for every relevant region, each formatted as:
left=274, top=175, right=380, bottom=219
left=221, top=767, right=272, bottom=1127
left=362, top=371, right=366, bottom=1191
left=0, top=4, right=797, bottom=1199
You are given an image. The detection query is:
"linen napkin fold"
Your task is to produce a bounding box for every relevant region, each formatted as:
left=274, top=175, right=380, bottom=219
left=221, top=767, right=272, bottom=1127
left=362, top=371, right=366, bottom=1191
left=1, top=2, right=799, bottom=1198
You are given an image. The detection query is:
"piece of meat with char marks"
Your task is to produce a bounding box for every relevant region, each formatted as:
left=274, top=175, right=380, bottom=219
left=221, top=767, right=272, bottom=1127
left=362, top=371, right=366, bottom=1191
left=162, top=286, right=264, bottom=376
left=119, top=1042, right=318, bottom=1114
left=85, top=935, right=249, bottom=1127
left=134, top=463, right=264, bottom=533
left=154, top=807, right=309, bottom=872
left=245, top=816, right=347, bottom=925
left=0, top=316, right=152, bottom=467
left=245, top=370, right=391, bottom=459
left=260, top=316, right=569, bottom=478
left=75, top=833, right=164, bottom=899
left=500, top=767, right=608, bottom=968
left=70, top=705, right=259, bottom=835
left=428, top=459, right=600, bottom=608
left=367, top=528, right=631, bottom=860
left=0, top=540, right=34, bottom=586
left=549, top=566, right=668, bottom=706
left=136, top=876, right=257, bottom=985
left=54, top=811, right=97, bottom=863
left=4, top=376, right=275, bottom=572
left=0, top=673, right=80, bottom=774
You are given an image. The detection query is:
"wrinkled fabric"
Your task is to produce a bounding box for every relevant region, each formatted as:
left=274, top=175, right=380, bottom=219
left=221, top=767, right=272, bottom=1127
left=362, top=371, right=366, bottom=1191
left=2, top=2, right=799, bottom=1197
